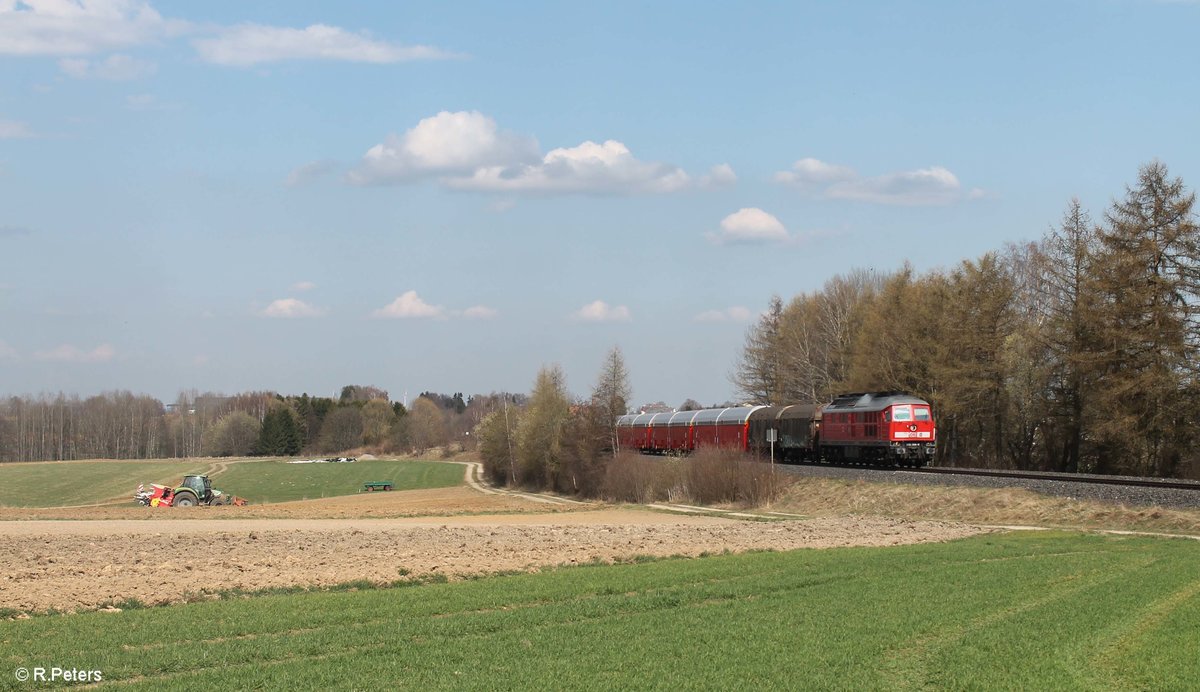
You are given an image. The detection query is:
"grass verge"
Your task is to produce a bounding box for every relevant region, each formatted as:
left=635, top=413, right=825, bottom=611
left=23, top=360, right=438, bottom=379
left=775, top=477, right=1200, bottom=535
left=1, top=532, right=1196, bottom=689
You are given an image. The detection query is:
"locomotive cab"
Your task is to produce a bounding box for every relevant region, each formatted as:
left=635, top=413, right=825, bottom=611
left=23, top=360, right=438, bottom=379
left=885, top=403, right=936, bottom=463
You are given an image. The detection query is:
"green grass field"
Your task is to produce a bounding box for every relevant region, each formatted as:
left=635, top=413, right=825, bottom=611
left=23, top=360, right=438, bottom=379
left=210, top=459, right=464, bottom=503
left=0, top=460, right=213, bottom=507
left=0, top=459, right=464, bottom=507
left=2, top=532, right=1196, bottom=689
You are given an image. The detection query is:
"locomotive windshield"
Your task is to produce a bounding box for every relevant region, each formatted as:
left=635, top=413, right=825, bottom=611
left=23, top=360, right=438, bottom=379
left=914, top=406, right=931, bottom=421
left=892, top=405, right=912, bottom=422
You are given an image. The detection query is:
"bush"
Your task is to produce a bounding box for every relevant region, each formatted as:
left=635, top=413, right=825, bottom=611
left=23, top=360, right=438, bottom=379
left=601, top=452, right=680, bottom=503
left=684, top=447, right=787, bottom=506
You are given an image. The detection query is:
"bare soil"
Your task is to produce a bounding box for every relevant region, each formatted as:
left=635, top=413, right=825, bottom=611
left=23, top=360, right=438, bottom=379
left=0, top=487, right=985, bottom=613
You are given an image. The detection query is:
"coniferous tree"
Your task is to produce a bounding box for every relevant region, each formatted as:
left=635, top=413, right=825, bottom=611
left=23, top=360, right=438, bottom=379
left=733, top=295, right=784, bottom=404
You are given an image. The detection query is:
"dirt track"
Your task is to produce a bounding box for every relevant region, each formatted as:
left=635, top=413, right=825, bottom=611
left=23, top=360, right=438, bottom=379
left=0, top=488, right=987, bottom=614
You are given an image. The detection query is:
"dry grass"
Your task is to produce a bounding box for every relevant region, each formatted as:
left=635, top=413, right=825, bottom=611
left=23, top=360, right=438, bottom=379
left=775, top=477, right=1200, bottom=535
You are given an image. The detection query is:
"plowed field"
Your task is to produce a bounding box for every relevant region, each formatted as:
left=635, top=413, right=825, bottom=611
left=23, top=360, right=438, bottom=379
left=0, top=486, right=986, bottom=613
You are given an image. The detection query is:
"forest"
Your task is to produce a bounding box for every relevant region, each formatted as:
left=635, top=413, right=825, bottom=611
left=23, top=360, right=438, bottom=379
left=0, top=385, right=521, bottom=463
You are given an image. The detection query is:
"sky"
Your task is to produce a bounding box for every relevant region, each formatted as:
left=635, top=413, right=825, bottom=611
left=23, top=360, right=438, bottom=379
left=2, top=0, right=1199, bottom=409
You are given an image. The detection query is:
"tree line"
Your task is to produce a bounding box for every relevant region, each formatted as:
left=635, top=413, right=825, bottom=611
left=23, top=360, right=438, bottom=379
left=476, top=347, right=632, bottom=495
left=0, top=386, right=519, bottom=462
left=734, top=161, right=1199, bottom=478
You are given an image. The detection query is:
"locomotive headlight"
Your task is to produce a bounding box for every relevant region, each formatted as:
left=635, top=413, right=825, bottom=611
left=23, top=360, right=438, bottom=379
left=909, top=424, right=917, bottom=432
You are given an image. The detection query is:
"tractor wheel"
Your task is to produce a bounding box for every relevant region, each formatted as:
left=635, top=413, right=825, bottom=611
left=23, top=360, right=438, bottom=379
left=173, top=492, right=198, bottom=507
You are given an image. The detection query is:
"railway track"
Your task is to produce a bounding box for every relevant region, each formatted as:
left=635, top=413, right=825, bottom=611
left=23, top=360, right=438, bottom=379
left=910, top=466, right=1200, bottom=491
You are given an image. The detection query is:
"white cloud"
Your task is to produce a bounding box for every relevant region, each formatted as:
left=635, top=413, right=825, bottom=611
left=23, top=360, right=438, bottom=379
left=773, top=158, right=856, bottom=186
left=714, top=207, right=790, bottom=244
left=827, top=166, right=964, bottom=206
left=34, top=343, right=115, bottom=363
left=372, top=290, right=443, bottom=319
left=0, top=339, right=17, bottom=359
left=0, top=0, right=181, bottom=56
left=699, top=163, right=737, bottom=189
left=349, top=111, right=540, bottom=185
left=285, top=159, right=338, bottom=187
left=59, top=52, right=155, bottom=79
left=462, top=305, right=498, bottom=319
left=261, top=298, right=323, bottom=318
left=694, top=307, right=754, bottom=323
left=573, top=300, right=631, bottom=322
left=193, top=23, right=460, bottom=66
left=0, top=119, right=33, bottom=139
left=351, top=112, right=718, bottom=196
left=291, top=280, right=317, bottom=292
left=448, top=139, right=691, bottom=195
left=775, top=158, right=974, bottom=206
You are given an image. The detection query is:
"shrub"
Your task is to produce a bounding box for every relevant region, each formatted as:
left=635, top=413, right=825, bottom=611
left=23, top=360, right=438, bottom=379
left=684, top=446, right=788, bottom=506
left=601, top=451, right=678, bottom=503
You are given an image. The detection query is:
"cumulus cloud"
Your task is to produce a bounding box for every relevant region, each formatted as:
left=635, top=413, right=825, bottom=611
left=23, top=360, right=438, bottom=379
left=827, top=166, right=964, bottom=206
left=694, top=306, right=755, bottom=323
left=712, top=207, right=790, bottom=244
left=773, top=157, right=856, bottom=186
left=285, top=159, right=338, bottom=187
left=699, top=163, right=737, bottom=189
left=34, top=343, right=115, bottom=363
left=372, top=291, right=444, bottom=319
left=58, top=52, right=155, bottom=79
left=349, top=111, right=540, bottom=185
left=448, top=139, right=692, bottom=195
left=291, top=280, right=316, bottom=292
left=193, top=23, right=460, bottom=66
left=462, top=305, right=498, bottom=319
left=351, top=112, right=719, bottom=196
left=573, top=300, right=631, bottom=322
left=0, top=0, right=182, bottom=56
left=261, top=298, right=323, bottom=318
left=775, top=158, right=974, bottom=206
left=0, top=119, right=33, bottom=139
left=0, top=339, right=17, bottom=359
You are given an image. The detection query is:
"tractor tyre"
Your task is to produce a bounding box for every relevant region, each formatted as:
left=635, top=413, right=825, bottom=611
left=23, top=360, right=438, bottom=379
left=173, top=492, right=198, bottom=507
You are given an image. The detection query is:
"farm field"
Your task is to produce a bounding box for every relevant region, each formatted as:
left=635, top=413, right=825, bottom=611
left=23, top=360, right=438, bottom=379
left=0, top=460, right=213, bottom=508
left=2, top=531, right=1197, bottom=689
left=209, top=459, right=465, bottom=503
left=0, top=458, right=464, bottom=508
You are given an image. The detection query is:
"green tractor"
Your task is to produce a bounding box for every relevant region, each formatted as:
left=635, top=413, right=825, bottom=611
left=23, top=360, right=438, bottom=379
left=172, top=475, right=218, bottom=506
left=135, top=475, right=246, bottom=507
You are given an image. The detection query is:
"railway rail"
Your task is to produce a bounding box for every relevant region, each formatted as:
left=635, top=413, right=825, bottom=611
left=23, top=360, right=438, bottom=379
left=911, top=466, right=1200, bottom=491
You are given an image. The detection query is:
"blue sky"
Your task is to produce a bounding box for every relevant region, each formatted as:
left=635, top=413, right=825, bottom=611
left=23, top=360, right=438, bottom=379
left=2, top=0, right=1199, bottom=408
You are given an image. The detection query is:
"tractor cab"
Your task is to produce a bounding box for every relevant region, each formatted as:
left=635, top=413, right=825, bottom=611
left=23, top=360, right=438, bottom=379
left=180, top=475, right=212, bottom=502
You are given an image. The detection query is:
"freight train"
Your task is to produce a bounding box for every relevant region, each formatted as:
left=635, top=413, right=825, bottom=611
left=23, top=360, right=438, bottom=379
left=615, top=392, right=936, bottom=467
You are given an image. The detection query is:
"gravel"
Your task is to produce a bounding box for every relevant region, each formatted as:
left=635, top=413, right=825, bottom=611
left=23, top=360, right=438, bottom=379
left=778, top=463, right=1200, bottom=510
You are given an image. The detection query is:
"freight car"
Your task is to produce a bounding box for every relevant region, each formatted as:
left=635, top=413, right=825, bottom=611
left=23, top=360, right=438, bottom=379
left=615, top=392, right=935, bottom=467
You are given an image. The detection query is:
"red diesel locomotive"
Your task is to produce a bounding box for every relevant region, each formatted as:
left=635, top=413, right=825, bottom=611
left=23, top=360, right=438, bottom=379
left=615, top=392, right=936, bottom=466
